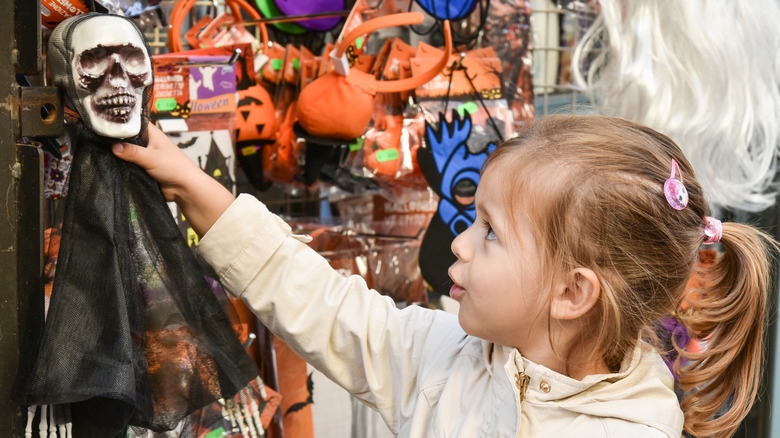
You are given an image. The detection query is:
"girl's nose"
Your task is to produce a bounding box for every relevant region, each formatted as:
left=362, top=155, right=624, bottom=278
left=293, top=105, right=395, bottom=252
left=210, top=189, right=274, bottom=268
left=450, top=227, right=469, bottom=261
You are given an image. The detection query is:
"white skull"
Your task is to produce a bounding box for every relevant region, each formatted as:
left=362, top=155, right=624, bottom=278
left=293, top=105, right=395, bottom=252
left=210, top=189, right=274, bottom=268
left=70, top=16, right=152, bottom=138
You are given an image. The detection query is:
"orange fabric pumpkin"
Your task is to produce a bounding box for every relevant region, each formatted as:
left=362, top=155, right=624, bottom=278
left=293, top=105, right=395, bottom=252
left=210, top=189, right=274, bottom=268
left=235, top=85, right=276, bottom=142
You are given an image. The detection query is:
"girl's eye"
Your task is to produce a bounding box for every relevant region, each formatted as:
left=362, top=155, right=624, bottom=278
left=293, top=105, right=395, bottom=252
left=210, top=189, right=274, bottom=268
left=483, top=220, right=497, bottom=241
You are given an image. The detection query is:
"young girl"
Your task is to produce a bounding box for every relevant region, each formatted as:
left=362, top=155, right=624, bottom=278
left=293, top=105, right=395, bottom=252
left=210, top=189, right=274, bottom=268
left=112, top=114, right=775, bottom=438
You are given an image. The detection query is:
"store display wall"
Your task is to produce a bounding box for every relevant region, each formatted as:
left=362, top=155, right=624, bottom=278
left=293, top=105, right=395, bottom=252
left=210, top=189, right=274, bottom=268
left=3, top=1, right=779, bottom=437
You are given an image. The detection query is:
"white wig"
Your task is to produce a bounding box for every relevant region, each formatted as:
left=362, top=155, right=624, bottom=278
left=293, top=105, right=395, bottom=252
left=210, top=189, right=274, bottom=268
left=571, top=0, right=780, bottom=212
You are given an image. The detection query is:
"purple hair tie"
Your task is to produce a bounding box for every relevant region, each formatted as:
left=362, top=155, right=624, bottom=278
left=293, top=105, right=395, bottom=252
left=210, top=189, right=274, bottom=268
left=704, top=217, right=723, bottom=244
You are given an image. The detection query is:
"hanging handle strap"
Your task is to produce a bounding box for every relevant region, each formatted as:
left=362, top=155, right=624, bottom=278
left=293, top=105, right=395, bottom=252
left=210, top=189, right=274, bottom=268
left=167, top=0, right=196, bottom=52
left=330, top=12, right=452, bottom=94
left=168, top=0, right=268, bottom=53
left=226, top=0, right=269, bottom=45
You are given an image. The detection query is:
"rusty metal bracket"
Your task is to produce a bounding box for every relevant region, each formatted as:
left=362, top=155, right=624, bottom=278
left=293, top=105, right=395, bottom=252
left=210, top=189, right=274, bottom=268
left=18, top=86, right=63, bottom=138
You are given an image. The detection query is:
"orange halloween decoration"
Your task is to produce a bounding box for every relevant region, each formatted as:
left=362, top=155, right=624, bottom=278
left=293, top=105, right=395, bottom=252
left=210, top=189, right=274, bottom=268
left=296, top=13, right=452, bottom=141
left=263, top=102, right=301, bottom=184
left=236, top=85, right=276, bottom=142
left=364, top=114, right=404, bottom=177
left=44, top=227, right=62, bottom=316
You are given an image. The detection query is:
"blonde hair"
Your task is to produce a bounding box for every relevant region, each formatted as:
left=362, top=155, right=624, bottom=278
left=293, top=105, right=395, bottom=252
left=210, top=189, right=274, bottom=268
left=486, top=115, right=776, bottom=438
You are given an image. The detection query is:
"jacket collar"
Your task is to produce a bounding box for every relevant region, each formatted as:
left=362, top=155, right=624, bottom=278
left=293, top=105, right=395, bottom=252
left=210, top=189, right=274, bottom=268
left=481, top=339, right=683, bottom=437
left=482, top=339, right=669, bottom=401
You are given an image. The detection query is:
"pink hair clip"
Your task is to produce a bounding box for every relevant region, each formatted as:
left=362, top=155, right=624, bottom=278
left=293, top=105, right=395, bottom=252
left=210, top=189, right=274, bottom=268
left=664, top=159, right=689, bottom=210
left=704, top=217, right=723, bottom=244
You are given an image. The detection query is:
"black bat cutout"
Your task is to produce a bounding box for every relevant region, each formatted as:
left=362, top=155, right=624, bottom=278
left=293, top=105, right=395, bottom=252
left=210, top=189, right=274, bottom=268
left=176, top=137, right=198, bottom=149
left=284, top=372, right=314, bottom=416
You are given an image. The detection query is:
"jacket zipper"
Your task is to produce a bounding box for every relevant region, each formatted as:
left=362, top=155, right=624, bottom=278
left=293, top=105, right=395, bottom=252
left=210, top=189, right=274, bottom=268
left=515, top=372, right=530, bottom=403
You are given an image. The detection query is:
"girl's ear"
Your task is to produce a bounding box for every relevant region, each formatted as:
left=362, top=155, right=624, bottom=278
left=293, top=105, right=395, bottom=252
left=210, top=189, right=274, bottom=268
left=550, top=268, right=601, bottom=321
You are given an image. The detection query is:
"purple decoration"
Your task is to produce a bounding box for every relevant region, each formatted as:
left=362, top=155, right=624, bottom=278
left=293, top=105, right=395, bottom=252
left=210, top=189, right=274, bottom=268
left=656, top=316, right=691, bottom=379
left=190, top=64, right=237, bottom=100
left=273, top=0, right=344, bottom=31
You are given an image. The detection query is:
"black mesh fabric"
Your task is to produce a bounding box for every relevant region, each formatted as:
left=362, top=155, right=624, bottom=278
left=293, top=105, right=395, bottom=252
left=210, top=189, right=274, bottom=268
left=23, top=118, right=259, bottom=434
left=20, top=13, right=258, bottom=435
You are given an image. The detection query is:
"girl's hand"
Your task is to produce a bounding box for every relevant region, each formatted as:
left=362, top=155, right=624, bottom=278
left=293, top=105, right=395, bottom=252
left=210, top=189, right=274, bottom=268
left=112, top=122, right=206, bottom=203
left=112, top=123, right=235, bottom=236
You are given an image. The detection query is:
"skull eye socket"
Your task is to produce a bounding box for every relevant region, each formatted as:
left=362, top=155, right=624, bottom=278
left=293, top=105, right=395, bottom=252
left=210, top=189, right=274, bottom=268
left=78, top=46, right=109, bottom=76
left=118, top=45, right=148, bottom=75
left=77, top=45, right=149, bottom=77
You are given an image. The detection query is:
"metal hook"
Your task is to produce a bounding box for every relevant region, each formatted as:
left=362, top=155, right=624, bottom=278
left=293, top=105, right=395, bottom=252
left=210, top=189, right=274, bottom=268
left=173, top=48, right=243, bottom=67
left=241, top=9, right=350, bottom=25
left=337, top=226, right=427, bottom=241
left=243, top=332, right=256, bottom=349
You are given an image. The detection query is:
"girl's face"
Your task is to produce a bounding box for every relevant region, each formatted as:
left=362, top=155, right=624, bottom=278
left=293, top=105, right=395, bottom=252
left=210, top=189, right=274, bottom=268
left=448, top=165, right=548, bottom=350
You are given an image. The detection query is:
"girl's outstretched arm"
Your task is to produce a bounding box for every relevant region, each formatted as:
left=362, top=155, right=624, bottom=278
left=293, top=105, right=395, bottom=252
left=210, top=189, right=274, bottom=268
left=112, top=123, right=234, bottom=236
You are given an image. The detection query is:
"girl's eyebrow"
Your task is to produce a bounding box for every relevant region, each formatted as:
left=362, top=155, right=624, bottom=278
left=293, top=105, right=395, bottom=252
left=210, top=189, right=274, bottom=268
left=475, top=197, right=488, bottom=218
left=475, top=201, right=494, bottom=228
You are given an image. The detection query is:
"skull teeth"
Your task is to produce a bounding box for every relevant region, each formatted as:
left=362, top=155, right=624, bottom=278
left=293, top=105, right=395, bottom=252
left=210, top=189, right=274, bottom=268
left=94, top=94, right=136, bottom=108
left=108, top=107, right=132, bottom=116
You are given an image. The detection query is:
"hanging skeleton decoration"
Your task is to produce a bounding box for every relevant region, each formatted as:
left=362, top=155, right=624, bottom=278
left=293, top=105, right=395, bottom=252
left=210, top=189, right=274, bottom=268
left=20, top=14, right=260, bottom=437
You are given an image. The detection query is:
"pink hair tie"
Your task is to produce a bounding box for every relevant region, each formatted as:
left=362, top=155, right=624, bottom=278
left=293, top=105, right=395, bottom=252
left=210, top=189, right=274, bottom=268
left=704, top=217, right=723, bottom=244
left=664, top=159, right=689, bottom=210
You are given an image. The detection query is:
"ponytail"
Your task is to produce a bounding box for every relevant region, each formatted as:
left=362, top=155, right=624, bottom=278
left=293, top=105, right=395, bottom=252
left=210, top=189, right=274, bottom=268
left=676, top=222, right=777, bottom=438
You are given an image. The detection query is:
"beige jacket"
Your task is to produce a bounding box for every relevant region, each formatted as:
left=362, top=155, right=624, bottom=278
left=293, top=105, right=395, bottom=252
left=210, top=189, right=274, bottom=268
left=198, top=195, right=685, bottom=438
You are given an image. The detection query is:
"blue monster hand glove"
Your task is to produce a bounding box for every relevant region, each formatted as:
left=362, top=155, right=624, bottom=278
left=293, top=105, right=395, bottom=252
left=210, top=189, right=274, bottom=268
left=418, top=110, right=496, bottom=296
